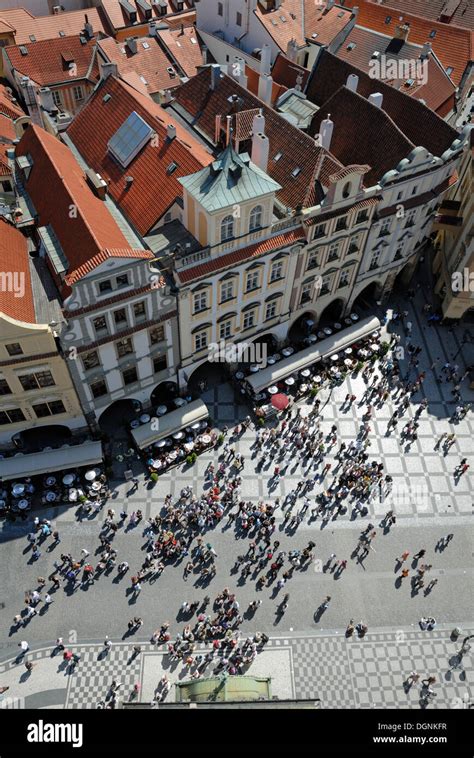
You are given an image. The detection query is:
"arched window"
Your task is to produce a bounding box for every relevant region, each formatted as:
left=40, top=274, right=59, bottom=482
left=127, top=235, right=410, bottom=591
left=220, top=215, right=234, bottom=241
left=342, top=182, right=351, bottom=199
left=249, top=204, right=263, bottom=231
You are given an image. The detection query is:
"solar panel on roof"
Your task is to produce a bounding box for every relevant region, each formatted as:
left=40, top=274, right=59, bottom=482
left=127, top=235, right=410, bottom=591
left=108, top=111, right=153, bottom=168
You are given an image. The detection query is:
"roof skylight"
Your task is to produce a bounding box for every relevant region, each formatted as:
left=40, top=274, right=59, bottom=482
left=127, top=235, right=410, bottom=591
left=108, top=111, right=153, bottom=168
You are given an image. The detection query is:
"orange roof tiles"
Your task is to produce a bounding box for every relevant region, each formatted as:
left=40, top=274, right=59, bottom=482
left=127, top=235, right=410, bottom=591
left=271, top=53, right=309, bottom=90
left=340, top=0, right=473, bottom=86
left=304, top=4, right=354, bottom=45
left=0, top=218, right=35, bottom=324
left=98, top=36, right=182, bottom=95
left=335, top=25, right=456, bottom=115
left=0, top=112, right=17, bottom=143
left=254, top=0, right=305, bottom=50
left=15, top=124, right=149, bottom=286
left=0, top=7, right=109, bottom=46
left=306, top=50, right=459, bottom=176
left=351, top=0, right=474, bottom=32
left=172, top=68, right=343, bottom=209
left=245, top=64, right=287, bottom=104
left=178, top=227, right=306, bottom=283
left=0, top=82, right=26, bottom=120
left=4, top=35, right=98, bottom=87
left=66, top=75, right=213, bottom=236
left=100, top=0, right=195, bottom=31
left=156, top=24, right=205, bottom=78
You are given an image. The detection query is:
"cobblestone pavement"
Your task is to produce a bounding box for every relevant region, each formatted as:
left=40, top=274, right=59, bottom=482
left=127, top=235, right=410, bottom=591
left=0, top=287, right=472, bottom=709
left=0, top=624, right=471, bottom=710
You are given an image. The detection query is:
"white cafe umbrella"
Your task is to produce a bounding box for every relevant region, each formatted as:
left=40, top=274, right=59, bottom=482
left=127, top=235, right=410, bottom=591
left=85, top=470, right=96, bottom=482
left=285, top=377, right=295, bottom=386
left=330, top=354, right=339, bottom=362
left=268, top=386, right=279, bottom=394
left=344, top=348, right=352, bottom=355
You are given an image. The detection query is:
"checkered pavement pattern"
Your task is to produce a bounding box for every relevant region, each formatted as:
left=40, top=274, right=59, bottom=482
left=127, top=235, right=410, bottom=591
left=65, top=644, right=146, bottom=709
left=288, top=627, right=473, bottom=709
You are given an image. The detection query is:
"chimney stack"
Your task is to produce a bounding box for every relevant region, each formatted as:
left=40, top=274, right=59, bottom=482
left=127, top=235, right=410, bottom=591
left=225, top=115, right=232, bottom=146
left=37, top=87, right=55, bottom=112
left=251, top=132, right=270, bottom=174
left=167, top=124, right=177, bottom=140
left=252, top=109, right=265, bottom=136
left=100, top=61, right=118, bottom=80
left=258, top=73, right=273, bottom=105
left=210, top=63, right=221, bottom=90
left=346, top=73, right=359, bottom=93
left=420, top=41, right=432, bottom=59
left=260, top=44, right=271, bottom=76
left=368, top=92, right=383, bottom=108
left=232, top=56, right=247, bottom=88
left=126, top=37, right=138, bottom=54
left=202, top=45, right=208, bottom=64
left=286, top=38, right=297, bottom=62
left=394, top=23, right=410, bottom=42
left=319, top=114, right=334, bottom=150
left=325, top=0, right=335, bottom=12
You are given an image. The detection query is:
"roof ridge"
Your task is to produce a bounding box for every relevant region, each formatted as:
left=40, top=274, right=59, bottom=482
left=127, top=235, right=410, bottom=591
left=358, top=0, right=474, bottom=36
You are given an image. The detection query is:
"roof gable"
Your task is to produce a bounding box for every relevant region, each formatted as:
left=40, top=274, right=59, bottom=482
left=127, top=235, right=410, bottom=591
left=4, top=35, right=98, bottom=87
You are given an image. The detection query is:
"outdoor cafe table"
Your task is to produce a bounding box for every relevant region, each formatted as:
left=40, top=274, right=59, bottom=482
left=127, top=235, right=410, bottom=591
left=157, top=406, right=168, bottom=416
left=63, top=474, right=75, bottom=486
left=18, top=499, right=29, bottom=510
left=45, top=491, right=57, bottom=502
left=12, top=483, right=25, bottom=496
left=45, top=476, right=56, bottom=486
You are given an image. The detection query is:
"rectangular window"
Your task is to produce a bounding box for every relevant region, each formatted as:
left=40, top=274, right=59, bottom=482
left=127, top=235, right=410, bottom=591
left=313, top=223, right=326, bottom=239
left=348, top=234, right=360, bottom=254
left=327, top=242, right=340, bottom=262
left=335, top=216, right=347, bottom=232
left=243, top=311, right=255, bottom=330
left=194, top=331, right=208, bottom=351
left=307, top=251, right=319, bottom=270
left=405, top=209, right=416, bottom=227
left=245, top=271, right=259, bottom=292
left=0, top=378, right=12, bottom=395
left=32, top=400, right=66, bottom=418
left=134, top=301, right=146, bottom=320
left=150, top=325, right=165, bottom=344
left=90, top=379, right=107, bottom=398
left=6, top=343, right=23, bottom=356
left=369, top=251, right=380, bottom=270
left=98, top=279, right=112, bottom=294
left=220, top=280, right=234, bottom=303
left=0, top=408, right=26, bottom=424
left=320, top=275, right=331, bottom=295
left=193, top=291, right=208, bottom=313
left=52, top=90, right=62, bottom=107
left=18, top=370, right=55, bottom=391
left=153, top=354, right=167, bottom=373
left=116, top=338, right=133, bottom=358
left=116, top=273, right=129, bottom=288
left=82, top=350, right=100, bottom=371
left=339, top=270, right=350, bottom=288
left=219, top=320, right=232, bottom=340
left=122, top=367, right=138, bottom=386
left=93, top=315, right=108, bottom=334
left=356, top=209, right=369, bottom=224
left=270, top=261, right=283, bottom=282
left=265, top=301, right=277, bottom=320
left=73, top=85, right=84, bottom=102
left=379, top=219, right=391, bottom=236
left=113, top=308, right=127, bottom=325
left=300, top=283, right=312, bottom=305
left=236, top=11, right=242, bottom=25
left=217, top=1, right=223, bottom=15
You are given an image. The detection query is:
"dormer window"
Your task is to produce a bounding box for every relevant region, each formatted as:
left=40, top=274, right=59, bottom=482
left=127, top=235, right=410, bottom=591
left=220, top=215, right=234, bottom=242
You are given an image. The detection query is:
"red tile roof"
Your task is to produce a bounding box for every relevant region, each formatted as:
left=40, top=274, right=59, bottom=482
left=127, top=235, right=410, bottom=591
left=254, top=0, right=305, bottom=50
left=304, top=4, right=354, bottom=45
left=67, top=75, right=213, bottom=236
left=271, top=53, right=309, bottom=91
left=349, top=0, right=474, bottom=32
left=335, top=25, right=456, bottom=115
left=0, top=82, right=26, bottom=120
left=15, top=124, right=151, bottom=287
left=100, top=0, right=195, bottom=31
left=245, top=65, right=287, bottom=104
left=156, top=24, right=205, bottom=79
left=0, top=218, right=35, bottom=324
left=97, top=36, right=182, bottom=95
left=0, top=112, right=16, bottom=143
left=306, top=50, right=459, bottom=175
left=4, top=35, right=98, bottom=87
left=178, top=227, right=306, bottom=284
left=339, top=0, right=474, bottom=86
left=171, top=68, right=343, bottom=209
left=0, top=7, right=110, bottom=46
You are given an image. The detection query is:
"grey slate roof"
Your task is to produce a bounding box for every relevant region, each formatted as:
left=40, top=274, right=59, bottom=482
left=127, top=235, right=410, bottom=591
left=178, top=144, right=281, bottom=213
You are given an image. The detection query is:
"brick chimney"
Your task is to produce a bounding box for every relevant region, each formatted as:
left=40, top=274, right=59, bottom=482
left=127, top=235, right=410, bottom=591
left=394, top=23, right=410, bottom=42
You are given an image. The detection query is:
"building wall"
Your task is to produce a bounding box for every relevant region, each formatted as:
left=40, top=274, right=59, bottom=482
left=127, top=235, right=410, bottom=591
left=196, top=0, right=281, bottom=62
left=60, top=258, right=180, bottom=423
left=0, top=315, right=86, bottom=447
